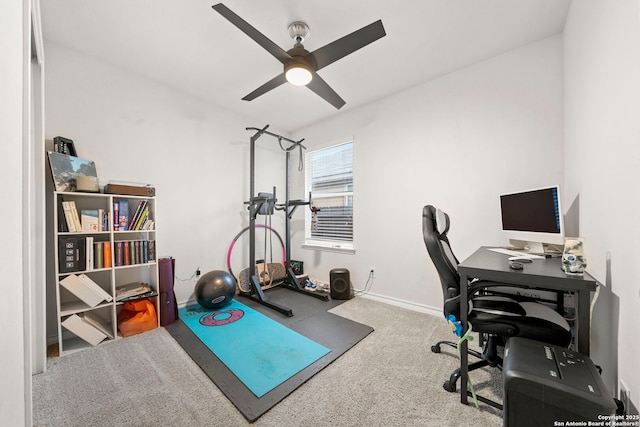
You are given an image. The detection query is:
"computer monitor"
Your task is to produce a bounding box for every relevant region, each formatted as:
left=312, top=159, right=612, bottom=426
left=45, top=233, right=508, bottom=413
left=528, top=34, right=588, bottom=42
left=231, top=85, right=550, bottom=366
left=499, top=185, right=564, bottom=253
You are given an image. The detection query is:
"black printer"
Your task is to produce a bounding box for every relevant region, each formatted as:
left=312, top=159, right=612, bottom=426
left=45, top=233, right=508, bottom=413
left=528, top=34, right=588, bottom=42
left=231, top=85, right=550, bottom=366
left=503, top=337, right=617, bottom=427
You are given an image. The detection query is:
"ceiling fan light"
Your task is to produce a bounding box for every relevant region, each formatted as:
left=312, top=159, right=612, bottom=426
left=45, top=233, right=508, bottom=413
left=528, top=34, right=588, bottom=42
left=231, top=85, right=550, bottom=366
left=285, top=64, right=313, bottom=86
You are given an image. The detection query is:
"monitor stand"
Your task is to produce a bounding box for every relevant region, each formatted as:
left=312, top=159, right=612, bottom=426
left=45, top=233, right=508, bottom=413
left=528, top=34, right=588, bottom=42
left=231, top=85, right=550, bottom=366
left=508, top=239, right=545, bottom=255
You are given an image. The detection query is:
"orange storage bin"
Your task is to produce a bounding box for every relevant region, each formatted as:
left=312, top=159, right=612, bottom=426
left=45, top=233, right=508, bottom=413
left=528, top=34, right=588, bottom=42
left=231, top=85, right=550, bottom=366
left=117, top=299, right=157, bottom=337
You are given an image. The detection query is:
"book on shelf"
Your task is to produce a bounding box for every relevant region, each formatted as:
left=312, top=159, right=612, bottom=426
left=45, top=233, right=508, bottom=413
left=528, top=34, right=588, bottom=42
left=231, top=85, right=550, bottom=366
left=85, top=236, right=94, bottom=270
left=94, top=241, right=103, bottom=269
left=130, top=241, right=136, bottom=264
left=113, top=202, right=119, bottom=231
left=128, top=200, right=147, bottom=231
left=58, top=237, right=86, bottom=273
left=142, top=240, right=148, bottom=263
left=82, top=311, right=113, bottom=339
left=81, top=209, right=100, bottom=232
left=123, top=242, right=131, bottom=266
left=103, top=241, right=112, bottom=268
left=61, top=201, right=77, bottom=232
left=114, top=241, right=123, bottom=266
left=116, top=282, right=154, bottom=302
left=60, top=273, right=107, bottom=307
left=61, top=314, right=107, bottom=346
left=134, top=240, right=140, bottom=264
left=101, top=209, right=108, bottom=232
left=118, top=200, right=129, bottom=230
left=69, top=201, right=82, bottom=232
left=133, top=209, right=149, bottom=230
left=78, top=273, right=113, bottom=302
left=57, top=197, right=69, bottom=232
left=143, top=219, right=155, bottom=230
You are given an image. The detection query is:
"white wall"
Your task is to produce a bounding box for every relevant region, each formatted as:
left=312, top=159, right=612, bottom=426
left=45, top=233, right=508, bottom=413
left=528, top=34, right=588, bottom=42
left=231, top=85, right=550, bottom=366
left=291, top=36, right=565, bottom=313
left=44, top=42, right=288, bottom=334
left=0, top=0, right=27, bottom=425
left=564, top=0, right=640, bottom=410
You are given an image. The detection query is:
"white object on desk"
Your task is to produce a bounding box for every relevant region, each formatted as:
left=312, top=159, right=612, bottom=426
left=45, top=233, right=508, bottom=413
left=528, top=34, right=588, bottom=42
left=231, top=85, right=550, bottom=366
left=487, top=247, right=544, bottom=259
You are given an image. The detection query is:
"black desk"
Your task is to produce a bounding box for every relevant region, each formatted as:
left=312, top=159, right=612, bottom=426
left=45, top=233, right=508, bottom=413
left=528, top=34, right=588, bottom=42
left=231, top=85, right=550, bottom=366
left=457, top=246, right=598, bottom=405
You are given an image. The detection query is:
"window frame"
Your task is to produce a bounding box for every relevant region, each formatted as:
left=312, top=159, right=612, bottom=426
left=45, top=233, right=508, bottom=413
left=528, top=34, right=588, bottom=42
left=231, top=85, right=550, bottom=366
left=303, top=141, right=355, bottom=254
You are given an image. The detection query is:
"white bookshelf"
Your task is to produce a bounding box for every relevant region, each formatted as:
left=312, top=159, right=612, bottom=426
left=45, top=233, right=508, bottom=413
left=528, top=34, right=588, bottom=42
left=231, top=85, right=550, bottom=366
left=52, top=191, right=159, bottom=355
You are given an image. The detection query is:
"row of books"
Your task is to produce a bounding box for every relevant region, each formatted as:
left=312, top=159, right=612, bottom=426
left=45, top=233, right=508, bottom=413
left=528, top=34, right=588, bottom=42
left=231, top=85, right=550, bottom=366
left=113, top=240, right=156, bottom=267
left=89, top=239, right=111, bottom=269
left=60, top=200, right=108, bottom=233
left=59, top=237, right=156, bottom=273
left=58, top=199, right=155, bottom=233
left=113, top=199, right=154, bottom=231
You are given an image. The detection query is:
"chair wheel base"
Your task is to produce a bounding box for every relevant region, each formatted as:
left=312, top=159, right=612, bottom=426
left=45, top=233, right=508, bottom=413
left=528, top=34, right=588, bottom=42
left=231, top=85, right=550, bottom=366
left=443, top=381, right=456, bottom=392
left=431, top=344, right=441, bottom=353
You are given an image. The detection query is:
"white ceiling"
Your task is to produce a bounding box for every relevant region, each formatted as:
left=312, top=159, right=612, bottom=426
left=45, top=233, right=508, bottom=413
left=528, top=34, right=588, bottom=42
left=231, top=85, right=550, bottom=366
left=41, top=0, right=571, bottom=133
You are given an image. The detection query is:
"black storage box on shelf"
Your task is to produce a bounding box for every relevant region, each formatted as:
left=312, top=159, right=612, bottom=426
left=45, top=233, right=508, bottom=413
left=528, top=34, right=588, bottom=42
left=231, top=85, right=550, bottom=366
left=58, top=237, right=86, bottom=273
left=503, top=337, right=617, bottom=427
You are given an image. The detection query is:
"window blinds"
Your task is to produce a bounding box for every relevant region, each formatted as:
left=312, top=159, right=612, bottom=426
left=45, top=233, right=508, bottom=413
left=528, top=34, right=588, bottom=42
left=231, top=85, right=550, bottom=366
left=305, top=142, right=353, bottom=243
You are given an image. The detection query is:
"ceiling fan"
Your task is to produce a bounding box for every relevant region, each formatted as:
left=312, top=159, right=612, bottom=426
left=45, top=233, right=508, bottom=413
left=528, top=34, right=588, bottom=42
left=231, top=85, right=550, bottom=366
left=212, top=3, right=386, bottom=109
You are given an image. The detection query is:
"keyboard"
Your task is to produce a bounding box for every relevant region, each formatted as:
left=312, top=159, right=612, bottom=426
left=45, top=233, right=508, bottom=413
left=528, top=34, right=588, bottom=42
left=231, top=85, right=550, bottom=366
left=486, top=248, right=545, bottom=259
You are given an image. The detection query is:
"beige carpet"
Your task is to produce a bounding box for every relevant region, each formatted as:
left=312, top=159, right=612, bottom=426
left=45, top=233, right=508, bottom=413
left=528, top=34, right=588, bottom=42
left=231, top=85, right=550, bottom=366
left=32, top=297, right=503, bottom=426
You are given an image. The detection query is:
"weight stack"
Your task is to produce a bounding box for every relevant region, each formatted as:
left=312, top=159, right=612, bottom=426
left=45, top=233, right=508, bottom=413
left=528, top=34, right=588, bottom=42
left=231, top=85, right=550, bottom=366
left=330, top=268, right=353, bottom=300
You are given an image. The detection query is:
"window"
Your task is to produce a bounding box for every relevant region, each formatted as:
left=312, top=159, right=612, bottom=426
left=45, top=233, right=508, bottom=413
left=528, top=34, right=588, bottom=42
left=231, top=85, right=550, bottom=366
left=304, top=141, right=354, bottom=253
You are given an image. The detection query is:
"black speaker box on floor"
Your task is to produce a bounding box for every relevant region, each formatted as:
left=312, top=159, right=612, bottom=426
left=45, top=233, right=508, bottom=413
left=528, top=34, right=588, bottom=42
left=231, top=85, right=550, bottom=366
left=330, top=268, right=353, bottom=300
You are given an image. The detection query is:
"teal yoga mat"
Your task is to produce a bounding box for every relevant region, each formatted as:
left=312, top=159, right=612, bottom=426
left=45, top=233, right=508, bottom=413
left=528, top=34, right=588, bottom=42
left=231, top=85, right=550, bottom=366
left=179, top=299, right=331, bottom=398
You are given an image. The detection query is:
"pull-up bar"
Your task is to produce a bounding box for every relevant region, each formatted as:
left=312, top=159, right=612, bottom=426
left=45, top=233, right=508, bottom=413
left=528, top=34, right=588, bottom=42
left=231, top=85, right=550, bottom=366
left=246, top=125, right=306, bottom=149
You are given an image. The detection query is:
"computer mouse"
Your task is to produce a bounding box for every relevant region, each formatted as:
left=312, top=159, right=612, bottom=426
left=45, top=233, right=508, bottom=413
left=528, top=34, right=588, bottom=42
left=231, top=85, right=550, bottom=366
left=508, top=257, right=533, bottom=263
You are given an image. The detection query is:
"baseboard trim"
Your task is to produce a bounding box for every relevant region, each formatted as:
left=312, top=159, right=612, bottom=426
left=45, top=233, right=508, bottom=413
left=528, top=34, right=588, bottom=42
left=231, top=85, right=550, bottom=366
left=178, top=298, right=197, bottom=309
left=356, top=291, right=443, bottom=318
left=178, top=293, right=444, bottom=319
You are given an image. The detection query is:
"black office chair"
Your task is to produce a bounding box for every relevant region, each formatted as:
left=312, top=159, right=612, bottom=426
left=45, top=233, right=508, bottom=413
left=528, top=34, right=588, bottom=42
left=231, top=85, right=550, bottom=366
left=422, top=205, right=571, bottom=392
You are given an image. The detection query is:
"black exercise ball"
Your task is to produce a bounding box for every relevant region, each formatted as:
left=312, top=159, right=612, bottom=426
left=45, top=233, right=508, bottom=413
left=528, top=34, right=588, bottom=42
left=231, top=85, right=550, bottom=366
left=194, top=270, right=237, bottom=309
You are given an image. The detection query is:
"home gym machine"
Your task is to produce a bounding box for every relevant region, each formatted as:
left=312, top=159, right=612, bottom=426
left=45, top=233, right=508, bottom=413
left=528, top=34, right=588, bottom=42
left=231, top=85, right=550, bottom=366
left=239, top=125, right=328, bottom=316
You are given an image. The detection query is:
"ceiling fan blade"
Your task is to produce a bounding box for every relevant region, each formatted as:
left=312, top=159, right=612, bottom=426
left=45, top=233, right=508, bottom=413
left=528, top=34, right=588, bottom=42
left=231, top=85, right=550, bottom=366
left=212, top=3, right=292, bottom=64
left=307, top=72, right=346, bottom=109
left=309, top=20, right=386, bottom=71
left=242, top=73, right=287, bottom=101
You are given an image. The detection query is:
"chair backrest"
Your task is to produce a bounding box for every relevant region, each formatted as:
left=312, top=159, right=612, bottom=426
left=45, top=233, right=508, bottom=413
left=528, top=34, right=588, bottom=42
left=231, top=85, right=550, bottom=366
left=422, top=205, right=462, bottom=317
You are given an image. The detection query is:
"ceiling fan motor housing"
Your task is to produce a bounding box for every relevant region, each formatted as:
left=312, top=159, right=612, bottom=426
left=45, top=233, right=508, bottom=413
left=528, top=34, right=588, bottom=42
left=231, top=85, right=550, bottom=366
left=286, top=44, right=316, bottom=68
left=288, top=21, right=310, bottom=43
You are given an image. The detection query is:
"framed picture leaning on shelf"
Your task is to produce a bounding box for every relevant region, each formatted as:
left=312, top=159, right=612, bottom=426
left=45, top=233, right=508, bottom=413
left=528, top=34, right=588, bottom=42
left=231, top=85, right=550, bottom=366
left=47, top=151, right=99, bottom=192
